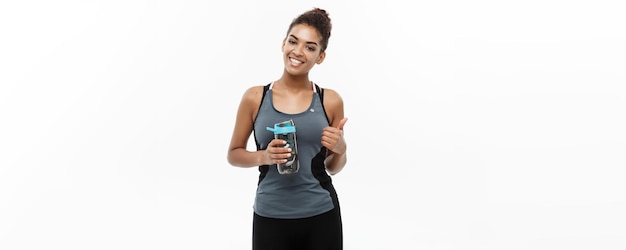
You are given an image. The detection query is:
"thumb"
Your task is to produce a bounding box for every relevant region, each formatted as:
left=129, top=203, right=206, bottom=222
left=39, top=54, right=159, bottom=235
left=336, top=117, right=348, bottom=130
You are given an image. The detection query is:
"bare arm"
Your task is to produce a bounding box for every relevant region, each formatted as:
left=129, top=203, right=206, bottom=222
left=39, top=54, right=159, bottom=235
left=320, top=88, right=348, bottom=175
left=227, top=86, right=292, bottom=168
left=227, top=86, right=266, bottom=167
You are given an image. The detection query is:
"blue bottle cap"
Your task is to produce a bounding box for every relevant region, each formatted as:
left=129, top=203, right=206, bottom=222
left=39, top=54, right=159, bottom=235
left=266, top=120, right=296, bottom=134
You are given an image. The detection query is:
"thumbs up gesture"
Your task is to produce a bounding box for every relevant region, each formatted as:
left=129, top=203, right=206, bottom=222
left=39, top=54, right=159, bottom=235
left=321, top=117, right=348, bottom=155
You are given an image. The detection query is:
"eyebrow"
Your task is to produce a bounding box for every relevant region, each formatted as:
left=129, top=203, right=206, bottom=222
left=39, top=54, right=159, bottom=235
left=289, top=34, right=319, bottom=46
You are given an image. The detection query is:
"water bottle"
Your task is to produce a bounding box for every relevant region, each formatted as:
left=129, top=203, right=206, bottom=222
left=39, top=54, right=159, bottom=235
left=266, top=119, right=299, bottom=174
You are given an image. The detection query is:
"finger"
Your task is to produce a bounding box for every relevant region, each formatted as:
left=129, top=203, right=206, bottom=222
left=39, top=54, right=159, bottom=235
left=321, top=136, right=337, bottom=148
left=268, top=149, right=290, bottom=159
left=322, top=127, right=341, bottom=136
left=273, top=153, right=291, bottom=159
left=336, top=117, right=348, bottom=130
left=270, top=139, right=287, bottom=147
left=321, top=134, right=336, bottom=142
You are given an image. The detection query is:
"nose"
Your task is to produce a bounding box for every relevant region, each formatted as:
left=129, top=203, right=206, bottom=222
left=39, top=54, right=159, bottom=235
left=291, top=45, right=304, bottom=56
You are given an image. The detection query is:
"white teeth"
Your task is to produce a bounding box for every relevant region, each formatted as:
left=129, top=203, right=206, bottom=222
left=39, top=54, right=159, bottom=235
left=290, top=58, right=303, bottom=64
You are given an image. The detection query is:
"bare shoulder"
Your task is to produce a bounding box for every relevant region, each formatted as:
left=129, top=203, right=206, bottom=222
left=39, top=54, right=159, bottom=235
left=241, top=85, right=266, bottom=106
left=237, top=85, right=267, bottom=121
left=322, top=87, right=344, bottom=109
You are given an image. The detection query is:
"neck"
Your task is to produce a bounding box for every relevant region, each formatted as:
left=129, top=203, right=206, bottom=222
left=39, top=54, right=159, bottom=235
left=276, top=73, right=311, bottom=89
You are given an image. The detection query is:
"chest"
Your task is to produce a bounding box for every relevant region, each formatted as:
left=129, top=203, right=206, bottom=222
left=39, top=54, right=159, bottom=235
left=270, top=91, right=313, bottom=114
left=254, top=91, right=329, bottom=149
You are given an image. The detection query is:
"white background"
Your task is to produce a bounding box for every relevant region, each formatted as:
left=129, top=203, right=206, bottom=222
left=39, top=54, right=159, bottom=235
left=1, top=0, right=625, bottom=249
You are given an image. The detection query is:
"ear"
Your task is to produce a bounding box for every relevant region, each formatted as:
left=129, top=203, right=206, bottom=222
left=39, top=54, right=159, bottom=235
left=316, top=51, right=326, bottom=64
left=281, top=38, right=286, bottom=52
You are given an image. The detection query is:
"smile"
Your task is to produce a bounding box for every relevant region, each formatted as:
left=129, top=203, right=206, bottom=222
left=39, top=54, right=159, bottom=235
left=289, top=57, right=304, bottom=65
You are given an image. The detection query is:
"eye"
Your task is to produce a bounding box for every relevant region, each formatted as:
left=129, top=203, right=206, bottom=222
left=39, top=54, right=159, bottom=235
left=288, top=39, right=297, bottom=45
left=306, top=46, right=316, bottom=51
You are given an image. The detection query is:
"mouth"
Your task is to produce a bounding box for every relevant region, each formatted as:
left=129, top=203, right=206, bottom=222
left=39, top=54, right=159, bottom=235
left=289, top=57, right=304, bottom=66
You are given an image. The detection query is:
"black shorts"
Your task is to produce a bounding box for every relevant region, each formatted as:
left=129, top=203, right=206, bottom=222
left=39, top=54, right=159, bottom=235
left=253, top=206, right=343, bottom=250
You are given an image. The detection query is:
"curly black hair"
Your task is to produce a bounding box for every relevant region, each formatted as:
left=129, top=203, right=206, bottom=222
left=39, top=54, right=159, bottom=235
left=286, top=8, right=332, bottom=53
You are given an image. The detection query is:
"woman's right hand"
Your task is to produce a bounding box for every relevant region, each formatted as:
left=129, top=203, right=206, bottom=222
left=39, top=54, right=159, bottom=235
left=263, top=139, right=292, bottom=165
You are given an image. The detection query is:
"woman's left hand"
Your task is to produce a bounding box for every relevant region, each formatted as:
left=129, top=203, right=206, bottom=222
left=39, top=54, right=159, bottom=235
left=321, top=117, right=348, bottom=155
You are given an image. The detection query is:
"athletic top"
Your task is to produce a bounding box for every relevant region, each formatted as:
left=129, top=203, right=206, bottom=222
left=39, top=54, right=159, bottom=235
left=252, top=82, right=340, bottom=219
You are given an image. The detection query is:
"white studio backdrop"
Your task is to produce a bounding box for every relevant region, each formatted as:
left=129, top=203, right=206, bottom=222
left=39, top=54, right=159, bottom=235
left=1, top=0, right=624, bottom=249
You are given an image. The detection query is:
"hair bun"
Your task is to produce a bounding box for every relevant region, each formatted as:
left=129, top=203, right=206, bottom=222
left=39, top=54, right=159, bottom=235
left=312, top=7, right=330, bottom=19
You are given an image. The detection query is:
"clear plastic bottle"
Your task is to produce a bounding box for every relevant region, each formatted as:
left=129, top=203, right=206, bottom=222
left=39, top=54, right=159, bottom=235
left=266, top=119, right=299, bottom=174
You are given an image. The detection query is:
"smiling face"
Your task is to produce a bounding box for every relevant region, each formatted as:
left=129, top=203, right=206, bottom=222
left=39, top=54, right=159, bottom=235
left=281, top=24, right=326, bottom=76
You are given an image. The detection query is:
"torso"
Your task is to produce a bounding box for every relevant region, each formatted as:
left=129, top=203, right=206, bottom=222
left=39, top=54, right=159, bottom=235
left=251, top=82, right=339, bottom=219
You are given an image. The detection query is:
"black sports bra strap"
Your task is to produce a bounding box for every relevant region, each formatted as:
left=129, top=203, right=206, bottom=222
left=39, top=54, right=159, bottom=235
left=314, top=83, right=324, bottom=103
left=256, top=83, right=272, bottom=117
left=314, top=83, right=330, bottom=124
left=261, top=82, right=271, bottom=102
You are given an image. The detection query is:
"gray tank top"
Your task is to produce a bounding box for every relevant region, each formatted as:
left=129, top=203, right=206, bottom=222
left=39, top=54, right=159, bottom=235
left=252, top=82, right=339, bottom=219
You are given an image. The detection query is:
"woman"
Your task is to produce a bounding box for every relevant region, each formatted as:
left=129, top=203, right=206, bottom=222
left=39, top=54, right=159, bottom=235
left=227, top=7, right=348, bottom=250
